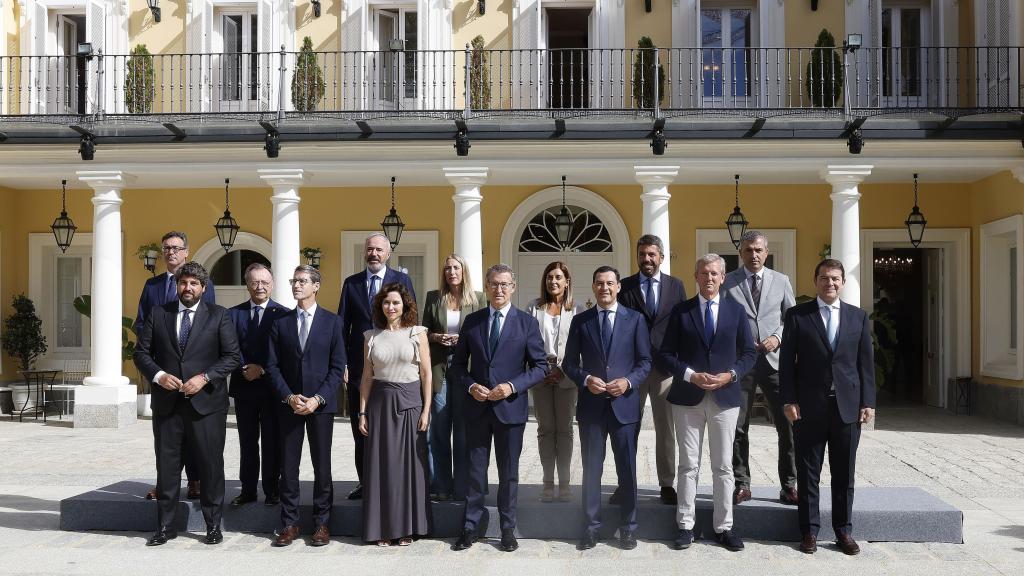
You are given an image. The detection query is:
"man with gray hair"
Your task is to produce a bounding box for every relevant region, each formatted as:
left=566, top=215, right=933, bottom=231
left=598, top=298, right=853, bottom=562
left=723, top=231, right=797, bottom=506
left=338, top=232, right=416, bottom=499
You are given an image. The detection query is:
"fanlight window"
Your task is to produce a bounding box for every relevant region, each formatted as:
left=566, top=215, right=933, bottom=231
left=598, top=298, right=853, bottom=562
left=519, top=205, right=612, bottom=253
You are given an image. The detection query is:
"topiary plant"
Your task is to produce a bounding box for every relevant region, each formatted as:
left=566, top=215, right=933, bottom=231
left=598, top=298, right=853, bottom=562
left=806, top=29, right=844, bottom=108
left=632, top=36, right=665, bottom=109
left=291, top=36, right=326, bottom=112
left=469, top=35, right=491, bottom=109
left=124, top=44, right=155, bottom=113
left=1, top=294, right=48, bottom=372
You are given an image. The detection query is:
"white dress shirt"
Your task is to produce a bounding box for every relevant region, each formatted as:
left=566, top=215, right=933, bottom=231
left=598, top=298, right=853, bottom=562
left=153, top=301, right=202, bottom=385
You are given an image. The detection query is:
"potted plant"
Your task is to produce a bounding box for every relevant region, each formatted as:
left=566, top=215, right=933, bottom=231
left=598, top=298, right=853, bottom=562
left=291, top=36, right=325, bottom=112
left=632, top=36, right=665, bottom=109
left=302, top=246, right=323, bottom=269
left=469, top=35, right=491, bottom=110
left=124, top=44, right=156, bottom=114
left=805, top=29, right=844, bottom=108
left=137, top=242, right=160, bottom=275
left=1, top=294, right=48, bottom=410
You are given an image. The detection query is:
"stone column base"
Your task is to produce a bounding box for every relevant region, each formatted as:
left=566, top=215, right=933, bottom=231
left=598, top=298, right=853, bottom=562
left=74, top=385, right=138, bottom=428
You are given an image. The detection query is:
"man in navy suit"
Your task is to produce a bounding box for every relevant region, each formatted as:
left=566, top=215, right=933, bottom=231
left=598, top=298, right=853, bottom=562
left=562, top=266, right=651, bottom=551
left=266, top=265, right=346, bottom=548
left=133, top=262, right=241, bottom=547
left=135, top=231, right=216, bottom=500
left=780, top=259, right=876, bottom=556
left=659, top=254, right=756, bottom=552
left=450, top=263, right=547, bottom=553
left=337, top=232, right=416, bottom=499
left=227, top=263, right=289, bottom=508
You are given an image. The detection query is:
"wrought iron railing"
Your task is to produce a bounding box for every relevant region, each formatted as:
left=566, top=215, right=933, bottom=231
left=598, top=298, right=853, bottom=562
left=1, top=46, right=1020, bottom=119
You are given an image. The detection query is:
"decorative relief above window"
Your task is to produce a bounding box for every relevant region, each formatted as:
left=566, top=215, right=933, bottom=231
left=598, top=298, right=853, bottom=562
left=518, top=205, right=612, bottom=253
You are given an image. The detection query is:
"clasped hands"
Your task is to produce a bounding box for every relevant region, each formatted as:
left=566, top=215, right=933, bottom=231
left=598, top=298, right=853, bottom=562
left=585, top=376, right=629, bottom=397
left=287, top=394, right=320, bottom=415
left=754, top=335, right=780, bottom=354
left=469, top=382, right=513, bottom=402
left=689, top=372, right=732, bottom=390
left=157, top=373, right=207, bottom=396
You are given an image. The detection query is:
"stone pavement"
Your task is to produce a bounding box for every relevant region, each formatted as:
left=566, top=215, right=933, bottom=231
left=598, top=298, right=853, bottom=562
left=0, top=405, right=1021, bottom=575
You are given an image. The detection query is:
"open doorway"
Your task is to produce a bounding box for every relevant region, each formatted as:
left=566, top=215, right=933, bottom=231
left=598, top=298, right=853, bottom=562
left=55, top=13, right=87, bottom=114
left=545, top=8, right=590, bottom=108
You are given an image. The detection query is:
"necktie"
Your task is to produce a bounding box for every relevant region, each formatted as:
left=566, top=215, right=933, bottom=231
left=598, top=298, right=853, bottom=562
left=368, top=275, right=380, bottom=303
left=825, top=305, right=837, bottom=351
left=488, top=311, right=502, bottom=356
left=600, top=309, right=613, bottom=357
left=165, top=274, right=176, bottom=303
left=704, top=300, right=715, bottom=344
left=750, top=274, right=761, bottom=312
left=299, top=310, right=309, bottom=352
left=645, top=277, right=658, bottom=318
left=178, top=309, right=192, bottom=354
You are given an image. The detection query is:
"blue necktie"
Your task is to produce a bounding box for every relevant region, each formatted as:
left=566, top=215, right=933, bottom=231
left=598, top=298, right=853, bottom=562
left=488, top=311, right=502, bottom=356
left=178, top=309, right=192, bottom=354
left=645, top=277, right=657, bottom=318
left=165, top=274, right=176, bottom=304
left=299, top=310, right=309, bottom=352
left=368, top=275, right=380, bottom=303
left=247, top=306, right=260, bottom=346
left=825, top=305, right=837, bottom=351
left=704, top=300, right=715, bottom=344
left=600, top=309, right=612, bottom=357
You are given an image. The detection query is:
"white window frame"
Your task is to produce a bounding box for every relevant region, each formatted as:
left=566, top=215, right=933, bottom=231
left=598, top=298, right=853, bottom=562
left=699, top=0, right=759, bottom=108
left=341, top=230, right=438, bottom=304
left=980, top=214, right=1024, bottom=380
left=213, top=5, right=259, bottom=112
left=368, top=3, right=418, bottom=110
left=879, top=1, right=931, bottom=107
left=695, top=228, right=796, bottom=282
left=28, top=232, right=93, bottom=362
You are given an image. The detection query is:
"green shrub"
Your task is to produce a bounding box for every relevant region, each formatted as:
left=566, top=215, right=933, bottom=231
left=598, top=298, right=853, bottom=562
left=124, top=44, right=155, bottom=113
left=806, top=29, right=844, bottom=108
left=291, top=36, right=325, bottom=112
left=632, top=37, right=665, bottom=109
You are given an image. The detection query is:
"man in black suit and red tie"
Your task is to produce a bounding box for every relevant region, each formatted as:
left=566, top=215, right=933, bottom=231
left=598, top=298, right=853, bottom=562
left=780, top=258, right=876, bottom=556
left=133, top=261, right=241, bottom=547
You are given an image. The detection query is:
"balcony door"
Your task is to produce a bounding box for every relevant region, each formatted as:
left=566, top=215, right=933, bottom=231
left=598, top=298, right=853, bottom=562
left=701, top=7, right=753, bottom=108
left=216, top=10, right=259, bottom=112
left=881, top=4, right=930, bottom=107
left=374, top=8, right=418, bottom=110
left=543, top=8, right=592, bottom=109
left=52, top=13, right=87, bottom=114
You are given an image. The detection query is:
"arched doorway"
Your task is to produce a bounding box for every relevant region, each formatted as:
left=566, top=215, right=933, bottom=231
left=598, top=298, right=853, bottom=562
left=500, top=186, right=630, bottom=308
left=194, top=232, right=273, bottom=308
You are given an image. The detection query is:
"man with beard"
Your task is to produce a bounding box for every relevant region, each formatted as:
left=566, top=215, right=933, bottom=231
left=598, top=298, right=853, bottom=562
left=338, top=232, right=416, bottom=499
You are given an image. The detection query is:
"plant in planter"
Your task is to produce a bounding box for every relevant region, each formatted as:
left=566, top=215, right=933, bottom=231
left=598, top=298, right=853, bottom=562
left=1, top=294, right=48, bottom=372
left=469, top=35, right=491, bottom=110
left=805, top=29, right=844, bottom=108
left=137, top=242, right=161, bottom=275
left=124, top=44, right=156, bottom=114
left=72, top=296, right=142, bottom=391
left=301, top=246, right=323, bottom=268
left=291, top=36, right=326, bottom=112
left=632, top=36, right=665, bottom=109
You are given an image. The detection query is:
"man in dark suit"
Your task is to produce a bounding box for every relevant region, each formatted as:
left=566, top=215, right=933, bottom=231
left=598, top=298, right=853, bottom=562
left=133, top=261, right=241, bottom=547
left=618, top=234, right=686, bottom=505
left=450, top=263, right=547, bottom=553
left=337, top=232, right=415, bottom=500
left=562, top=266, right=651, bottom=551
left=780, top=259, right=876, bottom=556
left=266, top=265, right=346, bottom=548
left=227, top=263, right=289, bottom=508
left=659, top=254, right=756, bottom=552
left=135, top=230, right=216, bottom=500
left=722, top=231, right=798, bottom=506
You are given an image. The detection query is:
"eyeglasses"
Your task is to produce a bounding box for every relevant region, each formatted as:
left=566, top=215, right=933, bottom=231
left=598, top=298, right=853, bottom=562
left=248, top=280, right=271, bottom=288
left=288, top=278, right=315, bottom=286
left=161, top=246, right=186, bottom=254
left=488, top=282, right=514, bottom=291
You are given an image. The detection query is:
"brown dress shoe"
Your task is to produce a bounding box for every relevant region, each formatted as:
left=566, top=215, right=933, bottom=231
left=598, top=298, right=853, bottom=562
left=733, top=487, right=752, bottom=505
left=273, top=526, right=300, bottom=547
left=311, top=525, right=330, bottom=547
left=779, top=486, right=799, bottom=505
left=187, top=480, right=201, bottom=500
left=799, top=533, right=817, bottom=554
left=836, top=533, right=860, bottom=555
left=145, top=486, right=157, bottom=500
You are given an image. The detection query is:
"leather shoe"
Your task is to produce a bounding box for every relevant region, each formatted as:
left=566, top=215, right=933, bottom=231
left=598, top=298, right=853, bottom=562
left=779, top=487, right=799, bottom=505
left=499, top=528, right=518, bottom=552
left=452, top=529, right=477, bottom=551
left=714, top=529, right=744, bottom=551
left=346, top=484, right=363, bottom=500
left=205, top=525, right=223, bottom=545
left=145, top=528, right=177, bottom=546
left=578, top=531, right=598, bottom=550
left=145, top=486, right=157, bottom=500
left=672, top=528, right=693, bottom=550
left=311, top=524, right=330, bottom=547
left=836, top=533, right=861, bottom=555
left=799, top=533, right=818, bottom=554
left=230, top=493, right=257, bottom=508
left=733, top=487, right=752, bottom=505
left=608, top=487, right=622, bottom=505
left=264, top=494, right=280, bottom=506
left=660, top=486, right=677, bottom=506
left=272, top=525, right=300, bottom=547
left=186, top=480, right=201, bottom=500
left=619, top=529, right=637, bottom=550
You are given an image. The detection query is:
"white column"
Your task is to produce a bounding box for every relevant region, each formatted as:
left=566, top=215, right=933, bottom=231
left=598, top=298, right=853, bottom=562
left=635, top=165, right=679, bottom=275
left=822, top=165, right=872, bottom=307
left=259, top=169, right=305, bottom=307
left=444, top=167, right=488, bottom=290
left=75, top=170, right=135, bottom=428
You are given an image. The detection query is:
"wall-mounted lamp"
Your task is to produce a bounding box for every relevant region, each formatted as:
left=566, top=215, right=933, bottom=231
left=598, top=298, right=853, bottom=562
left=76, top=42, right=93, bottom=59
left=147, top=0, right=161, bottom=23
left=811, top=0, right=819, bottom=10
left=389, top=38, right=405, bottom=52
left=311, top=0, right=321, bottom=18
left=644, top=0, right=652, bottom=13
left=478, top=0, right=486, bottom=15
left=843, top=33, right=862, bottom=54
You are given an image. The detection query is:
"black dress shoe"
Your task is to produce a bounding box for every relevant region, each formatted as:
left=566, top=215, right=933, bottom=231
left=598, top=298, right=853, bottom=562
left=146, top=528, right=177, bottom=546
left=346, top=484, right=363, bottom=500
left=578, top=531, right=598, bottom=550
left=660, top=486, right=677, bottom=506
left=799, top=533, right=818, bottom=554
left=608, top=487, right=622, bottom=505
left=672, top=528, right=693, bottom=550
left=205, top=525, right=223, bottom=545
left=836, top=533, right=861, bottom=555
left=714, top=529, right=744, bottom=551
left=452, top=529, right=477, bottom=551
left=187, top=480, right=201, bottom=500
left=230, top=494, right=257, bottom=508
left=779, top=486, right=799, bottom=505
left=264, top=494, right=280, bottom=506
left=499, top=528, right=518, bottom=552
left=619, top=529, right=637, bottom=550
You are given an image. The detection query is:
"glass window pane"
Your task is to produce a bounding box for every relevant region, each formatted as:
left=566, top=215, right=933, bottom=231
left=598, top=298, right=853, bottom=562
left=210, top=250, right=271, bottom=287
left=882, top=8, right=892, bottom=96
left=702, top=9, right=723, bottom=97
left=394, top=255, right=423, bottom=305
left=56, top=257, right=82, bottom=348
left=1011, top=246, right=1018, bottom=350
left=223, top=15, right=242, bottom=101
left=730, top=9, right=751, bottom=97
left=404, top=12, right=418, bottom=99
left=900, top=8, right=921, bottom=96
left=250, top=15, right=259, bottom=101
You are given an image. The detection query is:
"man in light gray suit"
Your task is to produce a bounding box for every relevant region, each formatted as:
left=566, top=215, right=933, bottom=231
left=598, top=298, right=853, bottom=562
left=723, top=231, right=798, bottom=506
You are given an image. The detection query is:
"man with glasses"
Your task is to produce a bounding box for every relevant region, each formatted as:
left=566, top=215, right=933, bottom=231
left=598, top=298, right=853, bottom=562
left=450, top=264, right=547, bottom=553
left=135, top=231, right=217, bottom=500
left=227, top=263, right=288, bottom=508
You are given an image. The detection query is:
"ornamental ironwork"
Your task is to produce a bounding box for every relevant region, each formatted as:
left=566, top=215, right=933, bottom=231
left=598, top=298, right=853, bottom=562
left=518, top=205, right=612, bottom=253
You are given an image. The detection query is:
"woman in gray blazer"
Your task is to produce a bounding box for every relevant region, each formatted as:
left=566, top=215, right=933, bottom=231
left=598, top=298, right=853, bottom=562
left=525, top=261, right=583, bottom=502
left=421, top=253, right=485, bottom=501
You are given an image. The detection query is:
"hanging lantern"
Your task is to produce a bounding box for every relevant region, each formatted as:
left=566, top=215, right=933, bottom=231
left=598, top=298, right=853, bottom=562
left=726, top=174, right=748, bottom=249
left=381, top=176, right=406, bottom=250
left=213, top=178, right=240, bottom=252
left=554, top=175, right=574, bottom=249
left=905, top=173, right=927, bottom=248
left=51, top=179, right=77, bottom=253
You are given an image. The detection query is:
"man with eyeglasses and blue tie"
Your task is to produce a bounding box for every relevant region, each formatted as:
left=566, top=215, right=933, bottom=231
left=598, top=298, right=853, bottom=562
left=338, top=232, right=416, bottom=500
left=135, top=231, right=217, bottom=501
left=780, top=259, right=875, bottom=556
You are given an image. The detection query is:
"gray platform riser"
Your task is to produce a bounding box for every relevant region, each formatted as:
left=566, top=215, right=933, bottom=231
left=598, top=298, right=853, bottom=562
left=60, top=481, right=963, bottom=543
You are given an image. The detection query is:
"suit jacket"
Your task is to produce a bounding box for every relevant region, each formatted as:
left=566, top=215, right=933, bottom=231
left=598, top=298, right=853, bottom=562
left=562, top=305, right=651, bottom=425
left=619, top=271, right=687, bottom=372
left=265, top=306, right=347, bottom=414
left=135, top=271, right=217, bottom=335
left=779, top=300, right=876, bottom=424
left=338, top=267, right=416, bottom=379
left=524, top=298, right=584, bottom=390
left=133, top=300, right=241, bottom=417
left=722, top=267, right=796, bottom=370
left=658, top=295, right=757, bottom=408
left=227, top=299, right=290, bottom=400
left=450, top=305, right=548, bottom=425
left=421, top=289, right=486, bottom=394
